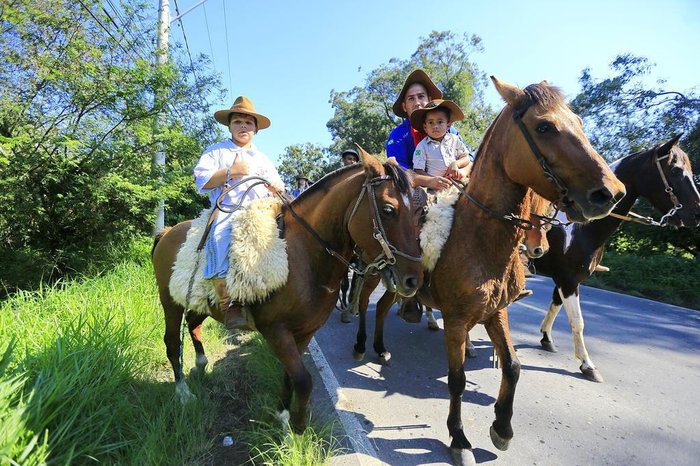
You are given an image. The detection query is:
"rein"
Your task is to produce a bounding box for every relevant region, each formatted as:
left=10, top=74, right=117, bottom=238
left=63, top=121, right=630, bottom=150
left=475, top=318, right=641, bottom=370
left=278, top=173, right=421, bottom=277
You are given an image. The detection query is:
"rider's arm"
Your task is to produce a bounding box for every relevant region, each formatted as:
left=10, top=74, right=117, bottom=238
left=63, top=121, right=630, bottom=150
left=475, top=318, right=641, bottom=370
left=202, top=157, right=249, bottom=190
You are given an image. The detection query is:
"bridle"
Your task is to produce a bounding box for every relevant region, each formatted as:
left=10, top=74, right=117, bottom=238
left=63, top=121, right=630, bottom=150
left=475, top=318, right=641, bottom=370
left=608, top=149, right=684, bottom=227
left=279, top=173, right=422, bottom=277
left=451, top=94, right=573, bottom=231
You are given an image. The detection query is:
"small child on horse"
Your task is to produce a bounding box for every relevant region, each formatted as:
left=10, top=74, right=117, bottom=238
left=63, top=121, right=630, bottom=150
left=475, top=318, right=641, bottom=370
left=410, top=99, right=473, bottom=189
left=193, top=96, right=284, bottom=329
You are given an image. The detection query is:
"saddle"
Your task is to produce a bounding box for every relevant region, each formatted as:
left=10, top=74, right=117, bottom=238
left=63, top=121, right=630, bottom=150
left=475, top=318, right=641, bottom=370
left=169, top=197, right=289, bottom=315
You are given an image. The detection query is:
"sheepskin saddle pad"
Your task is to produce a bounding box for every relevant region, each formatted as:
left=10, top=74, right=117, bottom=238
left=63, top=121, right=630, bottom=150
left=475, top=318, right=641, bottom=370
left=419, top=186, right=461, bottom=271
left=169, top=197, right=289, bottom=314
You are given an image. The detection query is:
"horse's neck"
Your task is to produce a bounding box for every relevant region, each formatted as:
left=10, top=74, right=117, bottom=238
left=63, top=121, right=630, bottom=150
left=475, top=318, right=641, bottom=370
left=286, top=176, right=359, bottom=275
left=446, top=140, right=528, bottom=273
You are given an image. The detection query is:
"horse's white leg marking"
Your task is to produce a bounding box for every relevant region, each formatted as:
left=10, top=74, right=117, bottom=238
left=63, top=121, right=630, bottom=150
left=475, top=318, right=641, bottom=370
left=540, top=298, right=562, bottom=338
left=277, top=409, right=291, bottom=437
left=426, top=307, right=439, bottom=330
left=195, top=353, right=208, bottom=372
left=175, top=379, right=195, bottom=404
left=558, top=289, right=596, bottom=371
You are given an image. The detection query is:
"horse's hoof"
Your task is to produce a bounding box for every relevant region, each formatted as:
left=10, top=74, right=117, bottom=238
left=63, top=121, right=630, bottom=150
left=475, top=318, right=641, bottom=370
left=353, top=350, right=365, bottom=361
left=466, top=345, right=478, bottom=359
left=379, top=352, right=392, bottom=366
left=427, top=320, right=440, bottom=331
left=580, top=365, right=604, bottom=383
left=175, top=380, right=195, bottom=405
left=340, top=311, right=352, bottom=323
left=490, top=425, right=511, bottom=451
left=540, top=338, right=557, bottom=353
left=450, top=447, right=476, bottom=466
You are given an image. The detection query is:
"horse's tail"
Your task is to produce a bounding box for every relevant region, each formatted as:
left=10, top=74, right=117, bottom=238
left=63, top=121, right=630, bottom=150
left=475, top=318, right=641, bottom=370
left=151, top=227, right=173, bottom=257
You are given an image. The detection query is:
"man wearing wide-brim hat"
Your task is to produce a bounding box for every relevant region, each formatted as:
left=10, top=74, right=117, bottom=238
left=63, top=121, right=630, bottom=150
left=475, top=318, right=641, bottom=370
left=385, top=69, right=443, bottom=170
left=292, top=174, right=311, bottom=198
left=340, top=148, right=359, bottom=166
left=193, top=95, right=284, bottom=330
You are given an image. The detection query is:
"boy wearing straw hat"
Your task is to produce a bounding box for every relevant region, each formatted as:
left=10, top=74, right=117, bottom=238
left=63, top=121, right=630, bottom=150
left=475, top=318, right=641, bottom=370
left=193, top=96, right=284, bottom=329
left=409, top=99, right=473, bottom=190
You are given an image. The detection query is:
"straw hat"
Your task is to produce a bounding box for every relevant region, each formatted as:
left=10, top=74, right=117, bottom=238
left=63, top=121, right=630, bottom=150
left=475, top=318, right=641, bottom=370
left=392, top=69, right=443, bottom=119
left=214, top=96, right=271, bottom=129
left=409, top=99, right=465, bottom=132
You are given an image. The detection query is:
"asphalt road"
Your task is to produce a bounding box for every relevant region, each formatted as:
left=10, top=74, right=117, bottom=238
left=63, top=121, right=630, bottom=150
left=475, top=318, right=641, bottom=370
left=310, top=275, right=700, bottom=465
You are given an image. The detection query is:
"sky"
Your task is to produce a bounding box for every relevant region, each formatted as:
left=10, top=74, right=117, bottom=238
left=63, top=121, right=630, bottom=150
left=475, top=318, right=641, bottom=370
left=166, top=0, right=699, bottom=162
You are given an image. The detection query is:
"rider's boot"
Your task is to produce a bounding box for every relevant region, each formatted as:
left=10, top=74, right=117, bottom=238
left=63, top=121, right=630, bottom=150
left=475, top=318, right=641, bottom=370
left=594, top=264, right=610, bottom=273
left=211, top=278, right=251, bottom=330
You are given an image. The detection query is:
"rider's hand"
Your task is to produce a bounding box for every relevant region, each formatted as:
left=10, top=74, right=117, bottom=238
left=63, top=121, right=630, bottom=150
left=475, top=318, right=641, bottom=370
left=445, top=161, right=460, bottom=179
left=429, top=176, right=450, bottom=191
left=231, top=159, right=250, bottom=177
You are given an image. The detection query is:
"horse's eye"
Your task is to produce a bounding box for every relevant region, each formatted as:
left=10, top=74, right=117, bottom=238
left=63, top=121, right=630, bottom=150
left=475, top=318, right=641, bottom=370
left=536, top=122, right=554, bottom=134
left=670, top=166, right=683, bottom=176
left=382, top=205, right=397, bottom=216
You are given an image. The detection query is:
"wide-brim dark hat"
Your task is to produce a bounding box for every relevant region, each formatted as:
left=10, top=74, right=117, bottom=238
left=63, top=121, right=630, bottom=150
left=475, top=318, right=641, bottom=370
left=392, top=69, right=443, bottom=119
left=214, top=95, right=271, bottom=129
left=409, top=99, right=465, bottom=132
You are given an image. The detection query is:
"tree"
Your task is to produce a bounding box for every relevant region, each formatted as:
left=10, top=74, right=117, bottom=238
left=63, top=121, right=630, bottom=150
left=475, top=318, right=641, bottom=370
left=571, top=54, right=699, bottom=257
left=277, top=143, right=338, bottom=188
left=0, top=0, right=224, bottom=269
left=571, top=54, right=700, bottom=164
left=326, top=31, right=496, bottom=155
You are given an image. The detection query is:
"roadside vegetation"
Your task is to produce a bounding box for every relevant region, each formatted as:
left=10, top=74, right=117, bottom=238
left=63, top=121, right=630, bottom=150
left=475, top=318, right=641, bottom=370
left=0, top=241, right=339, bottom=465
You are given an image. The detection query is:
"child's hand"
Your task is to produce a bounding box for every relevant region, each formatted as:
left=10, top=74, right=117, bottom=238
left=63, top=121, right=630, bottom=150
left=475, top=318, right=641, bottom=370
left=429, top=176, right=451, bottom=191
left=445, top=161, right=460, bottom=179
left=232, top=159, right=250, bottom=177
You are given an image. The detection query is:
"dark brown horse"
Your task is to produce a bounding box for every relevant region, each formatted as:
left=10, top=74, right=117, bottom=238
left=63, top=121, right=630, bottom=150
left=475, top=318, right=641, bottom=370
left=351, top=189, right=554, bottom=364
left=533, top=135, right=700, bottom=382
left=151, top=152, right=423, bottom=432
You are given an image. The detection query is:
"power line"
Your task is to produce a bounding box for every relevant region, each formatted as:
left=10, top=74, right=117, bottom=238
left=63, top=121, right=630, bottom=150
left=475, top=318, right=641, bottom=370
left=76, top=0, right=137, bottom=61
left=172, top=0, right=204, bottom=101
left=202, top=1, right=216, bottom=71
left=222, top=0, right=233, bottom=95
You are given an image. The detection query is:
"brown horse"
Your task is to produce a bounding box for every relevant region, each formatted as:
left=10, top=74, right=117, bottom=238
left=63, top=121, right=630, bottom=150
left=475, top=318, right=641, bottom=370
left=351, top=189, right=554, bottom=364
left=151, top=152, right=423, bottom=432
left=416, top=77, right=624, bottom=465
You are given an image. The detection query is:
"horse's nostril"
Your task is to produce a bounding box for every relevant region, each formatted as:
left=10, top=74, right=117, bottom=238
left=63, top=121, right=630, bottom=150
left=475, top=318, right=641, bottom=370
left=533, top=247, right=543, bottom=257
left=404, top=276, right=418, bottom=290
left=588, top=187, right=614, bottom=207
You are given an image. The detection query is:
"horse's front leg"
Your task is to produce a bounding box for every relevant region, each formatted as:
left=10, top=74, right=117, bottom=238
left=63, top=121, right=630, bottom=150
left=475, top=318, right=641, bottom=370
left=186, top=312, right=209, bottom=374
left=264, top=326, right=312, bottom=433
left=353, top=274, right=380, bottom=360
left=484, top=308, right=520, bottom=451
left=539, top=287, right=563, bottom=352
left=373, top=288, right=397, bottom=365
left=465, top=331, right=477, bottom=359
left=558, top=287, right=603, bottom=382
left=443, top=317, right=475, bottom=466
left=426, top=306, right=440, bottom=330
left=161, top=292, right=193, bottom=403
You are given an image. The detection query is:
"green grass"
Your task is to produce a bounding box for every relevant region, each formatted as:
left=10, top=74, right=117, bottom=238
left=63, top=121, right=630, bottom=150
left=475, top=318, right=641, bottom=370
left=585, top=251, right=699, bottom=310
left=0, top=250, right=339, bottom=465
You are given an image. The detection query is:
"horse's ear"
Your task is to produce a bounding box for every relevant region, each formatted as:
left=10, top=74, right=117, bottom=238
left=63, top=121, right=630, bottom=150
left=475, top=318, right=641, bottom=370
left=656, top=133, right=683, bottom=156
left=355, top=144, right=383, bottom=177
left=491, top=76, right=527, bottom=109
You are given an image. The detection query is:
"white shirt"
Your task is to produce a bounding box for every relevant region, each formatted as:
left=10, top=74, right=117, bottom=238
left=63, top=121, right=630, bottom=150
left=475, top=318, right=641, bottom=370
left=413, top=133, right=470, bottom=177
left=193, top=139, right=284, bottom=208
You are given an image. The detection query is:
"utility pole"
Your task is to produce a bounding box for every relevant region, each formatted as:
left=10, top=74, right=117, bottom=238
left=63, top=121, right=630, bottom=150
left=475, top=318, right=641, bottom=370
left=154, top=0, right=169, bottom=233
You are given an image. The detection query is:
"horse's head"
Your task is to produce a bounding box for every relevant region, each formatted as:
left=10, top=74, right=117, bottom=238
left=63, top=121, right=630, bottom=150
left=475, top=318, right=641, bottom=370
left=491, top=76, right=626, bottom=223
left=522, top=191, right=553, bottom=259
left=641, top=135, right=700, bottom=227
left=348, top=148, right=423, bottom=297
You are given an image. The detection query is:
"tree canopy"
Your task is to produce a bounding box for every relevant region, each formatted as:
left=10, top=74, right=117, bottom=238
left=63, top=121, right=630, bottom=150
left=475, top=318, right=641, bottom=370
left=326, top=31, right=496, bottom=155
left=0, top=0, right=224, bottom=267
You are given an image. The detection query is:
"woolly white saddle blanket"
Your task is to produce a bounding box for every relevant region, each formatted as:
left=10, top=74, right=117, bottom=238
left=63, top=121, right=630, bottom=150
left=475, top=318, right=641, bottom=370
left=169, top=197, right=289, bottom=314
left=420, top=186, right=461, bottom=271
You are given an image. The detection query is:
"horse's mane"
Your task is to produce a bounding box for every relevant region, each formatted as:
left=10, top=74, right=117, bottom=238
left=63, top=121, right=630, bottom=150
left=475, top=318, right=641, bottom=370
left=523, top=82, right=566, bottom=111
left=292, top=161, right=412, bottom=202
